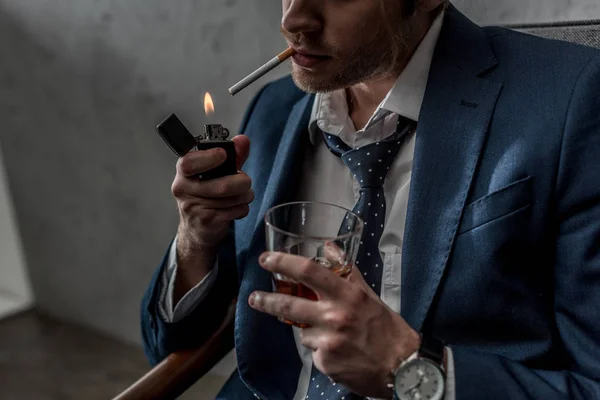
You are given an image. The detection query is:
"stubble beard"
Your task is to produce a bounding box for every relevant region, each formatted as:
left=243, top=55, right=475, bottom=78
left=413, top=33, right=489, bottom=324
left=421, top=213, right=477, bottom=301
left=289, top=22, right=412, bottom=94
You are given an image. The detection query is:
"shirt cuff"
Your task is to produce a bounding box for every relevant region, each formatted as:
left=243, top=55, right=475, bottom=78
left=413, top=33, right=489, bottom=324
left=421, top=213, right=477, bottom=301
left=444, top=346, right=456, bottom=400
left=157, top=235, right=220, bottom=323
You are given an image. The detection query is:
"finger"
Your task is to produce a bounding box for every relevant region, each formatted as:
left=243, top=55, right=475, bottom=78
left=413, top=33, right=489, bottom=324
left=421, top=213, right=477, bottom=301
left=300, top=329, right=346, bottom=379
left=184, top=203, right=250, bottom=224
left=175, top=182, right=254, bottom=208
left=199, top=190, right=254, bottom=209
left=347, top=264, right=366, bottom=286
left=259, top=252, right=344, bottom=298
left=177, top=148, right=227, bottom=177
left=232, top=135, right=251, bottom=170
left=299, top=326, right=323, bottom=351
left=322, top=240, right=347, bottom=265
left=172, top=172, right=252, bottom=199
left=347, top=265, right=379, bottom=299
left=248, top=291, right=321, bottom=326
left=193, top=172, right=252, bottom=198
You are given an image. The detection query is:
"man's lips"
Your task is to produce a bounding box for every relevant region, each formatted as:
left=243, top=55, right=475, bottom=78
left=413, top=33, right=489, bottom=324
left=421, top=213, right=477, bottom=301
left=290, top=48, right=331, bottom=68
left=291, top=46, right=329, bottom=57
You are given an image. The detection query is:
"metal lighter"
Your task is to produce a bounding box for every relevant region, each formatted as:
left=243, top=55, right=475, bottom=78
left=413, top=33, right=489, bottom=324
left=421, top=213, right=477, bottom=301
left=155, top=113, right=237, bottom=181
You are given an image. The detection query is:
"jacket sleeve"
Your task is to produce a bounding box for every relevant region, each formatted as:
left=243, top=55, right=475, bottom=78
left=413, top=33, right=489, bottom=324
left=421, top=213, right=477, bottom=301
left=140, top=84, right=270, bottom=366
left=451, top=55, right=600, bottom=398
left=140, top=230, right=238, bottom=366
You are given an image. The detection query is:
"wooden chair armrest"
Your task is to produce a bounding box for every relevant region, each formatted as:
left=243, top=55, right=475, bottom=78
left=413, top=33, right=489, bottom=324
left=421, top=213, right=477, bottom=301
left=113, top=299, right=236, bottom=400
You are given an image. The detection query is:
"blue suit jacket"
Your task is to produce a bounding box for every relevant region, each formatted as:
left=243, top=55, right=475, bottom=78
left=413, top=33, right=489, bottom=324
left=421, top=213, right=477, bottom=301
left=141, top=6, right=600, bottom=399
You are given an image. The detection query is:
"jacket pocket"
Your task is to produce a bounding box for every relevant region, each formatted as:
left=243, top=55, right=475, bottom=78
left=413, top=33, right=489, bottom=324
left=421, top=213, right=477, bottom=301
left=458, top=176, right=533, bottom=235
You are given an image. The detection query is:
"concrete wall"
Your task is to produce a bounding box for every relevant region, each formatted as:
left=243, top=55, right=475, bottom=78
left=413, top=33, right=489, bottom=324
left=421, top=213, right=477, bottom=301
left=0, top=0, right=288, bottom=345
left=0, top=0, right=599, bottom=349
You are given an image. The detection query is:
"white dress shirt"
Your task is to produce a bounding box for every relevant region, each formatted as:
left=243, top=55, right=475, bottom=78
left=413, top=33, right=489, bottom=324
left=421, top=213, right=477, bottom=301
left=158, top=9, right=455, bottom=400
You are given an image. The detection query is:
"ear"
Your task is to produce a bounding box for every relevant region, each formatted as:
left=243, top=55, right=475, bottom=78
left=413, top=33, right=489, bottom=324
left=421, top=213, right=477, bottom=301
left=416, top=0, right=445, bottom=14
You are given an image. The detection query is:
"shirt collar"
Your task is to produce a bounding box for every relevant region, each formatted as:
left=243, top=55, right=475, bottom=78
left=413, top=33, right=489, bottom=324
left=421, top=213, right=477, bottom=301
left=308, top=9, right=446, bottom=144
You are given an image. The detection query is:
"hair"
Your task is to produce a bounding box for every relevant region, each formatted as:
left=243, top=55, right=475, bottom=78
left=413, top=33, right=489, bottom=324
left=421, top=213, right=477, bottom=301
left=378, top=0, right=449, bottom=74
left=404, top=0, right=418, bottom=15
left=377, top=1, right=413, bottom=77
left=393, top=0, right=450, bottom=18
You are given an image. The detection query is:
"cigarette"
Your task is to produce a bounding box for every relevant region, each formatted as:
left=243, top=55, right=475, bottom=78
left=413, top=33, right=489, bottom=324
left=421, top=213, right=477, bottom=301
left=228, top=47, right=296, bottom=96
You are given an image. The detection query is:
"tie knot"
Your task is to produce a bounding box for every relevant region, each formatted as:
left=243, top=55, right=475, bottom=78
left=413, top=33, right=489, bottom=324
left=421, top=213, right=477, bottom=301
left=341, top=140, right=402, bottom=188
left=321, top=115, right=415, bottom=188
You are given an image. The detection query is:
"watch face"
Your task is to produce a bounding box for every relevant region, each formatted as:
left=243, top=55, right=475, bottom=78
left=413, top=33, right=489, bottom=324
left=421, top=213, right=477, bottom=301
left=395, top=358, right=444, bottom=400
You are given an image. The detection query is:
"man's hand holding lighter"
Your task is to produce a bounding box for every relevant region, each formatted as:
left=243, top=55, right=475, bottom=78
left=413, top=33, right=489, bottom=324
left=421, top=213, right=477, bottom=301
left=171, top=135, right=252, bottom=304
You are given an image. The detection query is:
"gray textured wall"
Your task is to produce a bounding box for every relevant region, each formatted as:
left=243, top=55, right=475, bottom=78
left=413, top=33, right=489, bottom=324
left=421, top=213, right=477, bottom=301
left=0, top=0, right=287, bottom=344
left=1, top=0, right=600, bottom=347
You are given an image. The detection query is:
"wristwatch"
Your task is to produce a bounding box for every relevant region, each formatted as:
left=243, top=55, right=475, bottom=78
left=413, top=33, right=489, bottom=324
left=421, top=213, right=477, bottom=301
left=392, top=335, right=445, bottom=400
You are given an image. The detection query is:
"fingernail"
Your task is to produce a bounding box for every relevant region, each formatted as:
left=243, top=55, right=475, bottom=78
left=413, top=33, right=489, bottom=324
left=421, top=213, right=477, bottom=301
left=249, top=292, right=260, bottom=307
left=259, top=252, right=269, bottom=264
left=263, top=254, right=276, bottom=267
left=260, top=253, right=276, bottom=267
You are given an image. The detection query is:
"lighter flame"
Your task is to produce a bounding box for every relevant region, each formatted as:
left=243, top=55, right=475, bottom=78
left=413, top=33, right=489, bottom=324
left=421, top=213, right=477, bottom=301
left=204, top=92, right=215, bottom=115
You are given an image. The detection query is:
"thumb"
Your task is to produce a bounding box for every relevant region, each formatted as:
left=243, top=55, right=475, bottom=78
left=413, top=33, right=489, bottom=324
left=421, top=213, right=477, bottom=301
left=232, top=135, right=251, bottom=170
left=349, top=265, right=380, bottom=300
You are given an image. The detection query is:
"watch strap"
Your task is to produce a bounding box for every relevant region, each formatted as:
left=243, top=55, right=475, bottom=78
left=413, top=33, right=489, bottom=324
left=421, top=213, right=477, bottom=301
left=419, top=335, right=445, bottom=367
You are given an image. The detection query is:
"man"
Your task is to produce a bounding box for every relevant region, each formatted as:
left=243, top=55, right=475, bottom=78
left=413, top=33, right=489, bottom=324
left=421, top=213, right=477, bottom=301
left=141, top=0, right=600, bottom=398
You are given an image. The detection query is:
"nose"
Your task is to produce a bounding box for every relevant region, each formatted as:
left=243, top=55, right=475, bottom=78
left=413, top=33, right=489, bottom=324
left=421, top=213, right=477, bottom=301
left=282, top=0, right=322, bottom=34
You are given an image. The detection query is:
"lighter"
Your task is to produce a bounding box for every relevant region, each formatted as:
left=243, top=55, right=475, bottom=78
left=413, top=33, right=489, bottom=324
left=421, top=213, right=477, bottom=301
left=156, top=113, right=237, bottom=181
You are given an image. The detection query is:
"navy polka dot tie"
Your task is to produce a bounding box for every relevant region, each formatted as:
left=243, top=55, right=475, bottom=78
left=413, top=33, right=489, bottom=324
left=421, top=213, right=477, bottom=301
left=305, top=115, right=416, bottom=400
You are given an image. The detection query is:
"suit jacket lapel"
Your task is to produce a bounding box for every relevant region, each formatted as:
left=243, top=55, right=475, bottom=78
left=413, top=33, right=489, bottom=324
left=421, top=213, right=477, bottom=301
left=401, top=6, right=503, bottom=332
left=236, top=93, right=315, bottom=400
left=253, top=93, right=316, bottom=233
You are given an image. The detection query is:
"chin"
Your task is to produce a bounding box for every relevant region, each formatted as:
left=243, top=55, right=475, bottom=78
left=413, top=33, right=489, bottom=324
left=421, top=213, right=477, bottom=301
left=291, top=68, right=346, bottom=94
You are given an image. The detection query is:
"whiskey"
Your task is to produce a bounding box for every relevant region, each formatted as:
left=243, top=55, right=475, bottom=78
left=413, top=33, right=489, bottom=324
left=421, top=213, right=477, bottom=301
left=273, top=257, right=352, bottom=328
left=274, top=280, right=316, bottom=328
